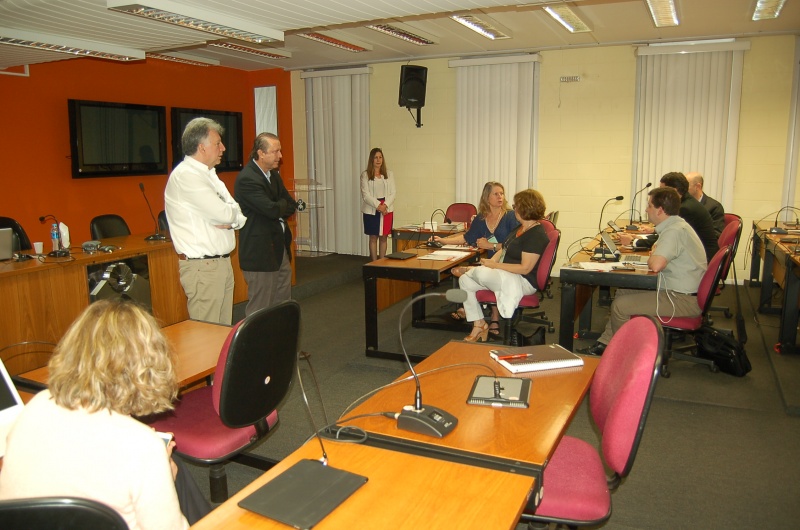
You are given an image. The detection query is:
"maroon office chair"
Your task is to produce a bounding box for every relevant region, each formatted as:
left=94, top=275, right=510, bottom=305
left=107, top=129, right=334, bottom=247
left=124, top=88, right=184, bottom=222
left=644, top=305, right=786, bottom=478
left=445, top=203, right=477, bottom=225
left=145, top=300, right=300, bottom=502
left=520, top=315, right=663, bottom=528
left=476, top=228, right=560, bottom=342
left=709, top=214, right=743, bottom=319
left=660, top=245, right=731, bottom=378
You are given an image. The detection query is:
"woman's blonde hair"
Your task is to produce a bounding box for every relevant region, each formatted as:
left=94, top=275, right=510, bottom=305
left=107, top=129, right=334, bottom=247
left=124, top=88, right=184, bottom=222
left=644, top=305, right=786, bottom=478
left=513, top=189, right=547, bottom=221
left=477, top=181, right=511, bottom=218
left=48, top=300, right=178, bottom=416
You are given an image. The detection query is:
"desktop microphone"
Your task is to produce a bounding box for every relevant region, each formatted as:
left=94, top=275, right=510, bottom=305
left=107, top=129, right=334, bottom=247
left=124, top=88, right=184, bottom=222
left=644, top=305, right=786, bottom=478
left=595, top=196, right=623, bottom=261
left=598, top=195, right=624, bottom=235
left=139, top=182, right=167, bottom=241
left=627, top=182, right=652, bottom=230
left=396, top=289, right=464, bottom=437
left=771, top=205, right=800, bottom=233
left=426, top=208, right=448, bottom=246
left=39, top=214, right=70, bottom=257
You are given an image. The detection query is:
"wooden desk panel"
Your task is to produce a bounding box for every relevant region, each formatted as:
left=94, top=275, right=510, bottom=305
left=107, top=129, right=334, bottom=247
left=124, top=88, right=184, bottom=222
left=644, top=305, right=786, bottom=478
left=345, top=341, right=599, bottom=471
left=0, top=233, right=256, bottom=367
left=14, top=320, right=229, bottom=390
left=191, top=441, right=533, bottom=530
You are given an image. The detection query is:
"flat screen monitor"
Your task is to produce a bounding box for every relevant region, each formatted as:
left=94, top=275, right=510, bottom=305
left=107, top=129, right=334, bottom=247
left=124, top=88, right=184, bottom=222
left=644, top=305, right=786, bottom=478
left=170, top=108, right=244, bottom=173
left=68, top=99, right=168, bottom=178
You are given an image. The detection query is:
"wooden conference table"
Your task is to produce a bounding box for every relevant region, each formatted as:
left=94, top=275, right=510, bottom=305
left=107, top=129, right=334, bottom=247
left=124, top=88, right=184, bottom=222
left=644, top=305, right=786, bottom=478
left=558, top=233, right=656, bottom=350
left=0, top=233, right=250, bottom=375
left=191, top=341, right=599, bottom=529
left=363, top=247, right=480, bottom=361
left=749, top=220, right=800, bottom=353
left=13, top=319, right=230, bottom=392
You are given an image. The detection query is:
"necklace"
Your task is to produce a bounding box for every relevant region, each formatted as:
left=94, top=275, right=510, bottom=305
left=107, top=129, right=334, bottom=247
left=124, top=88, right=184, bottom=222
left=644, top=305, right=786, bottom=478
left=516, top=221, right=538, bottom=237
left=485, top=210, right=502, bottom=233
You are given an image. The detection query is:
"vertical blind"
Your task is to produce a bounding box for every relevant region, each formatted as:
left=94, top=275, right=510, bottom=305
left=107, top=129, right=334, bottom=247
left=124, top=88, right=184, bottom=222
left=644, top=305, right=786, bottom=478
left=452, top=57, right=540, bottom=204
left=632, top=47, right=745, bottom=212
left=303, top=71, right=370, bottom=256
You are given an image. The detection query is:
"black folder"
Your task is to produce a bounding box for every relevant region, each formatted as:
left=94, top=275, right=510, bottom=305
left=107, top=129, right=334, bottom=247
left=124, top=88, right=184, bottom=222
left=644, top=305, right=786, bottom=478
left=238, top=459, right=367, bottom=529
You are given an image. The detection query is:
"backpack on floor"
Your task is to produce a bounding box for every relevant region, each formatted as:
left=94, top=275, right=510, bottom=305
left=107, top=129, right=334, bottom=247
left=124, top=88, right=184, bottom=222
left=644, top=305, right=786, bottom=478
left=694, top=325, right=751, bottom=377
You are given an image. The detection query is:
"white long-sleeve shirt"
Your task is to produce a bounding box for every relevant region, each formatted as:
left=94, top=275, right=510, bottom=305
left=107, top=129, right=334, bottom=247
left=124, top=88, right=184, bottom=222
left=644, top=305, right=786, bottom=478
left=0, top=391, right=188, bottom=530
left=165, top=156, right=247, bottom=258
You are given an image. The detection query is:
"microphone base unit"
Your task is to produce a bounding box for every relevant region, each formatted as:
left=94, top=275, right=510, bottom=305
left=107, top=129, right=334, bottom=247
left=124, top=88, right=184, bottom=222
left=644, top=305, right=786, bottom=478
left=625, top=224, right=639, bottom=231
left=397, top=404, right=458, bottom=438
left=48, top=249, right=70, bottom=258
left=145, top=233, right=168, bottom=241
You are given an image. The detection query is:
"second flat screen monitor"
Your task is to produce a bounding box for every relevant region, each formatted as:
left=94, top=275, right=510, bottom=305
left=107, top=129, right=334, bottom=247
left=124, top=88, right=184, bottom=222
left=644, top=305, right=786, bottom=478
left=171, top=108, right=244, bottom=173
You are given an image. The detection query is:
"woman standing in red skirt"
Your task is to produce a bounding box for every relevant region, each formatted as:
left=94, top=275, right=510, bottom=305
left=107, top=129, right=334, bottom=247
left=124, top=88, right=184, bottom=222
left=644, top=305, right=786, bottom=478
left=360, top=148, right=396, bottom=261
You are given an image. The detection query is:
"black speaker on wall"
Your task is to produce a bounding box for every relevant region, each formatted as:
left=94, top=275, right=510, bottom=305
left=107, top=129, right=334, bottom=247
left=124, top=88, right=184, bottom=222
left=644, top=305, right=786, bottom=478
left=398, top=65, right=428, bottom=109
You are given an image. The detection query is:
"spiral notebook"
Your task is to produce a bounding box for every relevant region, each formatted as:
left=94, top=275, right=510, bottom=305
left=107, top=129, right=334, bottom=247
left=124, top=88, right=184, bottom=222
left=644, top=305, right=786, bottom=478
left=489, top=344, right=584, bottom=374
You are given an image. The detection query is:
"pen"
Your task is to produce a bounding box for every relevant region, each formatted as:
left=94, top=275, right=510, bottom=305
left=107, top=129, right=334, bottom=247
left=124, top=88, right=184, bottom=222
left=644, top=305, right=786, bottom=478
left=497, top=354, right=532, bottom=361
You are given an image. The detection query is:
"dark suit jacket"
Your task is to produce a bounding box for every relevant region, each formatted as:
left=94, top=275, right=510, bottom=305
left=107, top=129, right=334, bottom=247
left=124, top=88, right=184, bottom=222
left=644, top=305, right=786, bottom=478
left=234, top=160, right=297, bottom=272
left=700, top=193, right=725, bottom=238
left=680, top=195, right=719, bottom=263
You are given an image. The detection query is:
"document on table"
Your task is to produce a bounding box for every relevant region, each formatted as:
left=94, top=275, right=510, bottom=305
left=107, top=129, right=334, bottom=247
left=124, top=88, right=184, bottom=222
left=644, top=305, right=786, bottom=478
left=417, top=250, right=473, bottom=261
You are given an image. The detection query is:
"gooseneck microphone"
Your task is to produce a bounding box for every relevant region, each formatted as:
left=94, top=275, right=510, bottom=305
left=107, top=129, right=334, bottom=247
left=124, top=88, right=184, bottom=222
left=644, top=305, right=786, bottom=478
left=139, top=182, right=167, bottom=241
left=627, top=182, right=652, bottom=229
left=596, top=196, right=623, bottom=261
left=426, top=208, right=448, bottom=247
left=396, top=289, right=464, bottom=437
left=39, top=214, right=69, bottom=257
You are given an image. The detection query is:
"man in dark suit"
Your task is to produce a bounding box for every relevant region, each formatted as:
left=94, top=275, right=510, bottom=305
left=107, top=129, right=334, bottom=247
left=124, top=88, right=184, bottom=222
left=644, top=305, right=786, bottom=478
left=234, top=133, right=298, bottom=315
left=687, top=172, right=725, bottom=238
left=618, top=172, right=719, bottom=263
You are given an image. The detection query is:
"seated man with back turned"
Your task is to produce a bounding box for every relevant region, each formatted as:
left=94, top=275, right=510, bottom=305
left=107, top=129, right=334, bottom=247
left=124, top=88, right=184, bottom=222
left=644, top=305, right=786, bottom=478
left=619, top=172, right=719, bottom=263
left=686, top=171, right=725, bottom=238
left=581, top=187, right=708, bottom=356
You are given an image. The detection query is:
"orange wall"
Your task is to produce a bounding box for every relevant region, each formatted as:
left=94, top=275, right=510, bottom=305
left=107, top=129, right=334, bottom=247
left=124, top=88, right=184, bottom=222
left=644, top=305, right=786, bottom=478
left=0, top=57, right=293, bottom=244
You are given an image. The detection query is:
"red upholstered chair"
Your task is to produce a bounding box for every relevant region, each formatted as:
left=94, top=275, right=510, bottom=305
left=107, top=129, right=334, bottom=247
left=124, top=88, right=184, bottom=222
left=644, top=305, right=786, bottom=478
left=145, top=300, right=301, bottom=502
left=660, top=245, right=731, bottom=378
left=709, top=214, right=743, bottom=319
left=476, top=228, right=560, bottom=342
left=444, top=202, right=477, bottom=225
left=520, top=315, right=663, bottom=528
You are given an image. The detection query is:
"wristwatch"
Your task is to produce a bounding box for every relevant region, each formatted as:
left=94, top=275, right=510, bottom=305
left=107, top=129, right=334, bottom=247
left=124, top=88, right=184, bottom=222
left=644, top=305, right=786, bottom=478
left=493, top=244, right=497, bottom=252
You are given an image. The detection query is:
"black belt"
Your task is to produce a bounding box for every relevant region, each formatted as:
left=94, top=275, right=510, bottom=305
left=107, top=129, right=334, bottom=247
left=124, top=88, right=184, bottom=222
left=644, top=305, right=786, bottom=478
left=180, top=253, right=230, bottom=260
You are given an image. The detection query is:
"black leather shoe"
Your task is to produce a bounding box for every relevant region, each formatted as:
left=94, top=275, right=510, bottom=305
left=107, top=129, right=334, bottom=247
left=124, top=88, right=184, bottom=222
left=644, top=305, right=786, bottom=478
left=578, top=342, right=606, bottom=356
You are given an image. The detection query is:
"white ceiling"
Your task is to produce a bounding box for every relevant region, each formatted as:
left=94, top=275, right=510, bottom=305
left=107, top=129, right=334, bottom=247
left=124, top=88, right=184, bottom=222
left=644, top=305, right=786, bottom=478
left=1, top=0, right=798, bottom=72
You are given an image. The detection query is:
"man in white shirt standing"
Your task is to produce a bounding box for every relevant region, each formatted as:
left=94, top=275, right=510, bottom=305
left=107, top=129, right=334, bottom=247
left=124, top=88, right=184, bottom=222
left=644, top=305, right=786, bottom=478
left=165, top=118, right=247, bottom=325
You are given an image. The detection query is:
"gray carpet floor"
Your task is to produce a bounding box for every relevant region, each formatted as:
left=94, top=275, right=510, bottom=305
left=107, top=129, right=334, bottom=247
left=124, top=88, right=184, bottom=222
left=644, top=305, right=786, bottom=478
left=183, top=255, right=800, bottom=529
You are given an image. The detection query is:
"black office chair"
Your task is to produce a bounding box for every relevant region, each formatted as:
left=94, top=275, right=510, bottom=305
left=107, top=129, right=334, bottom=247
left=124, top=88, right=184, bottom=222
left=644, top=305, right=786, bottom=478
left=90, top=214, right=131, bottom=240
left=0, top=216, right=32, bottom=251
left=144, top=300, right=301, bottom=502
left=158, top=210, right=169, bottom=233
left=0, top=497, right=127, bottom=530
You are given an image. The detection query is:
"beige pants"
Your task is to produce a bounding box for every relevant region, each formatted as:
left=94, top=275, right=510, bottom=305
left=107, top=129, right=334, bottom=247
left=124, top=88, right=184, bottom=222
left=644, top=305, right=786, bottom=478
left=178, top=257, right=234, bottom=325
left=598, top=288, right=701, bottom=344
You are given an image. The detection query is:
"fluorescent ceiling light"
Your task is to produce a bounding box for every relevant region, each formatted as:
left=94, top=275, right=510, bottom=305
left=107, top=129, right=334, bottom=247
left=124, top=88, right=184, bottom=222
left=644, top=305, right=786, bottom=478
left=0, top=27, right=144, bottom=62
left=146, top=52, right=218, bottom=66
left=107, top=1, right=282, bottom=44
left=366, top=24, right=435, bottom=46
left=297, top=32, right=368, bottom=52
left=752, top=0, right=787, bottom=20
left=645, top=0, right=679, bottom=27
left=543, top=5, right=592, bottom=33
left=450, top=14, right=510, bottom=40
left=208, top=42, right=290, bottom=59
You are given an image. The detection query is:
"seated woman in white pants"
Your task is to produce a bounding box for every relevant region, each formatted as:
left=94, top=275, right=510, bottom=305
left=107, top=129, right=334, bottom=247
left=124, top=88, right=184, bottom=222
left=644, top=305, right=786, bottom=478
left=454, top=189, right=550, bottom=342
